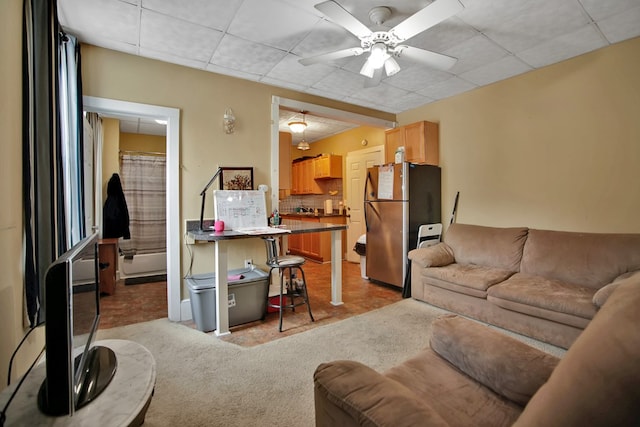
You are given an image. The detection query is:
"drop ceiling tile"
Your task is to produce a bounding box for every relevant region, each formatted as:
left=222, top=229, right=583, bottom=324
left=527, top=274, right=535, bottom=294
left=418, top=76, right=477, bottom=100
left=597, top=5, right=640, bottom=44
left=445, top=35, right=510, bottom=74
left=58, top=0, right=139, bottom=45
left=228, top=0, right=321, bottom=51
left=211, top=34, right=287, bottom=76
left=119, top=119, right=138, bottom=133
left=260, top=76, right=309, bottom=93
left=304, top=87, right=349, bottom=102
left=341, top=96, right=389, bottom=112
left=457, top=0, right=533, bottom=32
left=311, top=68, right=370, bottom=97
left=140, top=47, right=209, bottom=70
left=141, top=0, right=243, bottom=30
left=266, top=53, right=336, bottom=88
left=137, top=122, right=166, bottom=136
left=292, top=19, right=360, bottom=58
left=580, top=0, right=640, bottom=21
left=351, top=83, right=409, bottom=105
left=385, top=64, right=453, bottom=92
left=76, top=34, right=139, bottom=55
left=482, top=0, right=590, bottom=53
left=407, top=17, right=479, bottom=53
left=517, top=25, right=607, bottom=68
left=385, top=92, right=437, bottom=112
left=140, top=10, right=223, bottom=62
left=206, top=63, right=262, bottom=82
left=460, top=55, right=531, bottom=86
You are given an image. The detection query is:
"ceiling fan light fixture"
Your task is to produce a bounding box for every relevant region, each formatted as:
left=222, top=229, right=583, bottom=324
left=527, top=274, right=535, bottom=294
left=360, top=59, right=376, bottom=78
left=369, top=42, right=389, bottom=69
left=384, top=57, right=401, bottom=76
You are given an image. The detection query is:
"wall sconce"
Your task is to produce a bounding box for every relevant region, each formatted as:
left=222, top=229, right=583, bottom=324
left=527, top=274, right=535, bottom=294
left=223, top=108, right=235, bottom=134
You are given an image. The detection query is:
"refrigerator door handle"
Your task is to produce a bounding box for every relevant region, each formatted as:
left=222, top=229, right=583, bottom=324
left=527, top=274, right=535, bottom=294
left=364, top=171, right=371, bottom=231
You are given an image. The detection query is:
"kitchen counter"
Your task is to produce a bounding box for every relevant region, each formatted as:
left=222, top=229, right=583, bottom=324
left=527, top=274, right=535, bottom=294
left=280, top=212, right=347, bottom=219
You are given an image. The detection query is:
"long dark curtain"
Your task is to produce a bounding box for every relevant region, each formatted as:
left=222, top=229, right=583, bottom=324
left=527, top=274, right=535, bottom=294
left=23, top=0, right=84, bottom=326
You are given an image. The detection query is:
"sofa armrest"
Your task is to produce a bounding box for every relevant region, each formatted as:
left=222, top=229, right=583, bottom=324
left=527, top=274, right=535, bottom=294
left=314, top=360, right=450, bottom=427
left=593, top=270, right=640, bottom=308
left=408, top=243, right=455, bottom=268
left=430, top=315, right=560, bottom=406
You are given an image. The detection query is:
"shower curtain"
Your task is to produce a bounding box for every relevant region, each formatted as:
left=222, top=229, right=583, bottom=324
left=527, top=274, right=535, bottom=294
left=119, top=154, right=166, bottom=256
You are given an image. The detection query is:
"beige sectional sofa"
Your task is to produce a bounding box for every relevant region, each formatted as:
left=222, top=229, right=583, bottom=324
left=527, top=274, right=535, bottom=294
left=313, top=274, right=640, bottom=426
left=407, top=223, right=640, bottom=348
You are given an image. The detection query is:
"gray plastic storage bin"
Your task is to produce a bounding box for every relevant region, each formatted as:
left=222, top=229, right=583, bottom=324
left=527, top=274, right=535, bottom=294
left=186, top=268, right=269, bottom=332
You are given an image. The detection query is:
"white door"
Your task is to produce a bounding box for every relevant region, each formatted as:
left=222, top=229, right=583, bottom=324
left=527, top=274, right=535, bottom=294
left=345, top=146, right=384, bottom=263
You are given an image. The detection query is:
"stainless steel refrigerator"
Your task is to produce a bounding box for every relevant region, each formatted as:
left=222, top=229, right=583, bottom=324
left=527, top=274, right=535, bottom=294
left=364, top=162, right=441, bottom=288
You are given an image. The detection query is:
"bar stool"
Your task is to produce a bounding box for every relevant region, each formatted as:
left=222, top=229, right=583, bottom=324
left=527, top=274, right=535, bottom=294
left=263, top=237, right=314, bottom=332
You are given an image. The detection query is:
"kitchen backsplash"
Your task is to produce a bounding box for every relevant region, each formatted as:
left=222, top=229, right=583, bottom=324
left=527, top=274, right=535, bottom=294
left=280, top=192, right=345, bottom=213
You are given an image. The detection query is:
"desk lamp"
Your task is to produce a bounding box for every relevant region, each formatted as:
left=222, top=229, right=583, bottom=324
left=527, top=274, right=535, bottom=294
left=199, top=167, right=223, bottom=231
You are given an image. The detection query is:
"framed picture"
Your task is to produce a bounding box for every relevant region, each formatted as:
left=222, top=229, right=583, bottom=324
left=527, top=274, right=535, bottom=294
left=219, top=167, right=254, bottom=190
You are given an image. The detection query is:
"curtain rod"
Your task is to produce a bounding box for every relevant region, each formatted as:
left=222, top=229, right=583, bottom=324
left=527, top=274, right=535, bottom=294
left=120, top=150, right=166, bottom=156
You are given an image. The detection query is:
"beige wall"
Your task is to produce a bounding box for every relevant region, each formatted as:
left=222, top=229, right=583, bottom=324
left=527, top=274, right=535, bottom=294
left=80, top=44, right=394, bottom=297
left=399, top=36, right=640, bottom=234
left=119, top=133, right=166, bottom=155
left=0, top=0, right=45, bottom=388
left=291, top=125, right=386, bottom=161
left=101, top=118, right=121, bottom=203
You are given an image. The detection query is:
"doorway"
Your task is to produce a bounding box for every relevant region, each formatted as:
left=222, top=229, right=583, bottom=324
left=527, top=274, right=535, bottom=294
left=345, top=146, right=384, bottom=262
left=270, top=97, right=394, bottom=261
left=83, top=96, right=182, bottom=322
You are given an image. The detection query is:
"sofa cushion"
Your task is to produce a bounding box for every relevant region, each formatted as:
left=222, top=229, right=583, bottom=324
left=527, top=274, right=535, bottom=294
left=430, top=314, right=560, bottom=406
left=514, top=273, right=640, bottom=427
left=444, top=223, right=528, bottom=272
left=487, top=273, right=596, bottom=328
left=408, top=243, right=455, bottom=268
left=421, top=263, right=515, bottom=297
left=520, top=229, right=640, bottom=289
left=314, top=360, right=450, bottom=427
left=384, top=349, right=523, bottom=427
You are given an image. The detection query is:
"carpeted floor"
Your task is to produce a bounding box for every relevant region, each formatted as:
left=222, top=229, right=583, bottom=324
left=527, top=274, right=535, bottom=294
left=96, top=298, right=565, bottom=427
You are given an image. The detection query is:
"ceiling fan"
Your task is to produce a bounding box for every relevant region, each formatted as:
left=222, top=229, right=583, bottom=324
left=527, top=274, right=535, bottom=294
left=300, top=0, right=464, bottom=83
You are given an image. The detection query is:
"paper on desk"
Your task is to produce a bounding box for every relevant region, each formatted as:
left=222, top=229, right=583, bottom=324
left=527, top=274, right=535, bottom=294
left=235, top=227, right=291, bottom=235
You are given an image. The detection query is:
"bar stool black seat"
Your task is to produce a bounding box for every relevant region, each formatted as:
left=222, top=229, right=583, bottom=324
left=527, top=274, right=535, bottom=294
left=263, top=237, right=314, bottom=332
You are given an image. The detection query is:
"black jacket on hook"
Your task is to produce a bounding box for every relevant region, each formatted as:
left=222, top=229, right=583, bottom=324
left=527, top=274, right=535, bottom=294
left=103, top=173, right=131, bottom=239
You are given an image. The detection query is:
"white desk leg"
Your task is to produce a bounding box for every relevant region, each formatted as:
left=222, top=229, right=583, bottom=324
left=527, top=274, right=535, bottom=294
left=215, top=240, right=231, bottom=336
left=330, top=229, right=344, bottom=306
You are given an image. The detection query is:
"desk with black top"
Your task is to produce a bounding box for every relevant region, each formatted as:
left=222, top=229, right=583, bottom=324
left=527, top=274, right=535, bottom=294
left=187, top=219, right=347, bottom=336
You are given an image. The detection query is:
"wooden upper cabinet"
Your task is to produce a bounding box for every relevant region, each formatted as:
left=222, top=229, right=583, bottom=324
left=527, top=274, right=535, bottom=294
left=291, top=159, right=322, bottom=195
left=385, top=121, right=439, bottom=165
left=314, top=154, right=342, bottom=179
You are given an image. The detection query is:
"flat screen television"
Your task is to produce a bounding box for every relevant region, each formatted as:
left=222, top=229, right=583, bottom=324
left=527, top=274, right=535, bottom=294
left=37, top=232, right=117, bottom=416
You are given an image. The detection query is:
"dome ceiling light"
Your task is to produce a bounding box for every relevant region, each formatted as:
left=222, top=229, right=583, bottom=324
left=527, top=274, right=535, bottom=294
left=288, top=111, right=308, bottom=133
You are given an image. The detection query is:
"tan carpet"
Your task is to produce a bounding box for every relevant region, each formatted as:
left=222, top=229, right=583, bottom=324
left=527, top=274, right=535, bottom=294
left=96, top=299, right=565, bottom=427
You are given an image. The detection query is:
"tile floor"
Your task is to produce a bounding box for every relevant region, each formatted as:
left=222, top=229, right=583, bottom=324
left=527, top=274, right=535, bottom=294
left=98, top=260, right=403, bottom=346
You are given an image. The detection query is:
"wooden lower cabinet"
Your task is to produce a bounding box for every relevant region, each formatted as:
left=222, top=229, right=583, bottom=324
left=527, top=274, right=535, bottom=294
left=283, top=215, right=346, bottom=262
left=99, top=238, right=119, bottom=295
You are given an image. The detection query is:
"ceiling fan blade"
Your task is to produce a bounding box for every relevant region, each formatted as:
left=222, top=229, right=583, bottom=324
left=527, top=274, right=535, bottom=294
left=364, top=68, right=384, bottom=87
left=315, top=1, right=372, bottom=39
left=390, top=0, right=464, bottom=42
left=395, top=46, right=457, bottom=71
left=299, top=47, right=364, bottom=66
